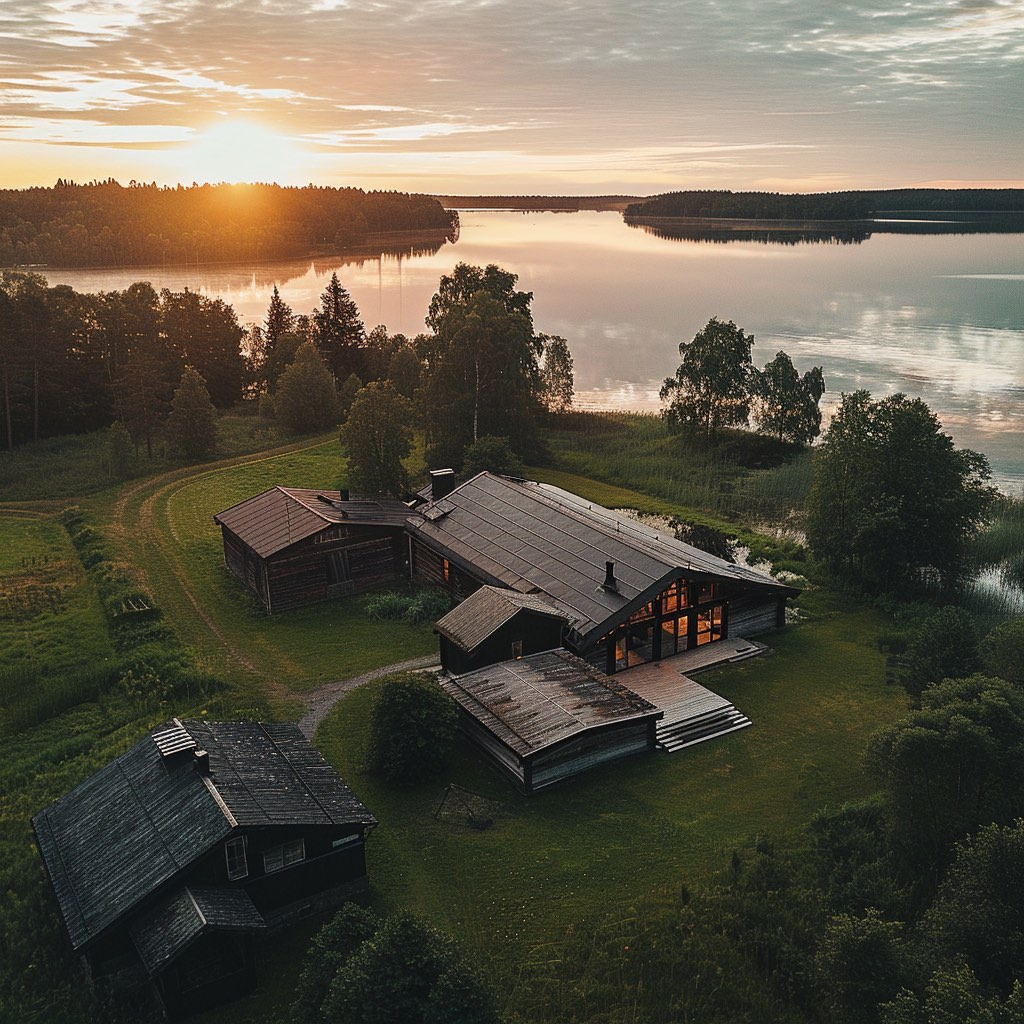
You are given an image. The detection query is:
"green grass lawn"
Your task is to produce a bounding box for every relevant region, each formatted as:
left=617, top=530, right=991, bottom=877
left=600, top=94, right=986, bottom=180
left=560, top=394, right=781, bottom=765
left=95, top=437, right=435, bottom=708
left=303, top=593, right=903, bottom=1021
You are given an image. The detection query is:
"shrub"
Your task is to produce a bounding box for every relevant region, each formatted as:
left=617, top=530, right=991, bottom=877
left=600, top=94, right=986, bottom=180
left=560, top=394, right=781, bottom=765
left=365, top=672, right=458, bottom=785
left=364, top=588, right=450, bottom=624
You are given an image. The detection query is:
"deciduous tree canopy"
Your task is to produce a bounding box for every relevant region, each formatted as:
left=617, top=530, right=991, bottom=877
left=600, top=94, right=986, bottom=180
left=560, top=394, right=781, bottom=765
left=752, top=351, right=825, bottom=445
left=340, top=381, right=414, bottom=496
left=660, top=317, right=754, bottom=438
left=418, top=263, right=546, bottom=466
left=273, top=341, right=341, bottom=434
left=805, top=391, right=995, bottom=587
left=165, top=365, right=218, bottom=460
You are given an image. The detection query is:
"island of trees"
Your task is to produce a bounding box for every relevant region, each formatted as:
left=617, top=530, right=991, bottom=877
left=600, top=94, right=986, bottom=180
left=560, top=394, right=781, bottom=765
left=0, top=180, right=458, bottom=269
left=625, top=187, right=1024, bottom=221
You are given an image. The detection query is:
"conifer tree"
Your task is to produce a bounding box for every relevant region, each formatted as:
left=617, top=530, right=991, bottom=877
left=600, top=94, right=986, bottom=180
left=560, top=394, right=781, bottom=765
left=166, top=365, right=218, bottom=459
left=313, top=273, right=365, bottom=382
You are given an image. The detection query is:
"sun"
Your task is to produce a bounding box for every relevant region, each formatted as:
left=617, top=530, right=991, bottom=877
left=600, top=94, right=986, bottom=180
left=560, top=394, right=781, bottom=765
left=179, top=119, right=304, bottom=185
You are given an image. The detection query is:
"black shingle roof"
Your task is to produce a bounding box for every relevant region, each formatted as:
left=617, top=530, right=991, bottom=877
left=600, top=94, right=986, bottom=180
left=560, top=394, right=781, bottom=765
left=33, top=720, right=374, bottom=951
left=130, top=885, right=265, bottom=976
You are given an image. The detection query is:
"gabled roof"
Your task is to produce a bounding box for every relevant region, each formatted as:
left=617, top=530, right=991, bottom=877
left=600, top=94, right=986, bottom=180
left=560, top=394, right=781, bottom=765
left=440, top=649, right=661, bottom=757
left=434, top=585, right=566, bottom=652
left=407, top=473, right=797, bottom=642
left=33, top=720, right=375, bottom=951
left=130, top=885, right=265, bottom=976
left=213, top=487, right=410, bottom=558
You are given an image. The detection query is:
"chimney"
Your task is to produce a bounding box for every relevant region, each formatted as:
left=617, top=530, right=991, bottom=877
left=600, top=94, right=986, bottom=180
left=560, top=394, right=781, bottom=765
left=340, top=487, right=350, bottom=502
left=194, top=749, right=211, bottom=775
left=602, top=561, right=619, bottom=593
left=429, top=468, right=456, bottom=501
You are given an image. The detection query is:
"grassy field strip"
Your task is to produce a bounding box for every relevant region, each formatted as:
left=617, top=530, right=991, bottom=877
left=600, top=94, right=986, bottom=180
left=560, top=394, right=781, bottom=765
left=101, top=435, right=437, bottom=710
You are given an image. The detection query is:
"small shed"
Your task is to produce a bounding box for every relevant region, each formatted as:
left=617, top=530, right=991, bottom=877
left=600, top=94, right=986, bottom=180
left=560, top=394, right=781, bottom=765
left=213, top=487, right=411, bottom=613
left=434, top=585, right=567, bottom=674
left=440, top=649, right=663, bottom=793
left=33, top=719, right=376, bottom=1018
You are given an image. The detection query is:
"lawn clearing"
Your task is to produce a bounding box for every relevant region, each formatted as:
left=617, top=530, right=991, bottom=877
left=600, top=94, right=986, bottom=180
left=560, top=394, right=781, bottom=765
left=100, top=437, right=436, bottom=704
left=306, top=598, right=905, bottom=1021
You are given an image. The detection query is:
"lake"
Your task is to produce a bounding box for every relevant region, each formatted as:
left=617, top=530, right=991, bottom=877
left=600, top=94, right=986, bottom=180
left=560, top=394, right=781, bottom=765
left=42, top=209, right=1024, bottom=492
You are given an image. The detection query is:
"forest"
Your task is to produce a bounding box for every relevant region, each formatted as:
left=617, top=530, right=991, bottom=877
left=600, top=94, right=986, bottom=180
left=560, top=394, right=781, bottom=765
left=625, top=187, right=1024, bottom=220
left=2, top=264, right=1024, bottom=1024
left=0, top=180, right=457, bottom=269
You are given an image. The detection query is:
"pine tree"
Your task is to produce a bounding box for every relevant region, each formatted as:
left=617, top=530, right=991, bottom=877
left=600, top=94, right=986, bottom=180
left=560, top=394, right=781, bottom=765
left=166, top=365, right=218, bottom=459
left=312, top=273, right=365, bottom=382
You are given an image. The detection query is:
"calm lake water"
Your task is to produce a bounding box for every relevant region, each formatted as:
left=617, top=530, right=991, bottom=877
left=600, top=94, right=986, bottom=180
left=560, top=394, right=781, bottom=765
left=43, top=210, right=1024, bottom=492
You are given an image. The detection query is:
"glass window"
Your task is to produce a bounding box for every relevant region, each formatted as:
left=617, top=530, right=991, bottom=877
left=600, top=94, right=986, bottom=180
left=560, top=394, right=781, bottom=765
left=225, top=836, right=248, bottom=880
left=512, top=639, right=524, bottom=659
left=263, top=838, right=305, bottom=874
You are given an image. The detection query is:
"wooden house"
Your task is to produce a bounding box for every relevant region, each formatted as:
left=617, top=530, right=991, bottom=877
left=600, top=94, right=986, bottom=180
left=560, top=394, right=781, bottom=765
left=213, top=487, right=410, bottom=614
left=32, top=719, right=376, bottom=1019
left=439, top=649, right=663, bottom=793
left=434, top=585, right=567, bottom=674
left=408, top=472, right=799, bottom=675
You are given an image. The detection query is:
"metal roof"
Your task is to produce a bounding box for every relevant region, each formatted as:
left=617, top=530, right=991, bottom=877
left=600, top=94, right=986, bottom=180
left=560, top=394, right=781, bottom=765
left=434, top=585, right=566, bottom=651
left=213, top=487, right=410, bottom=559
left=408, top=473, right=796, bottom=642
left=440, top=649, right=661, bottom=758
left=32, top=721, right=375, bottom=951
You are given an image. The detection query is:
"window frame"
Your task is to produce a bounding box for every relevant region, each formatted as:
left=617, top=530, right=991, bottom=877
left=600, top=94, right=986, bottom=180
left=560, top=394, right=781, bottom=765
left=225, top=836, right=248, bottom=881
left=263, top=837, right=306, bottom=874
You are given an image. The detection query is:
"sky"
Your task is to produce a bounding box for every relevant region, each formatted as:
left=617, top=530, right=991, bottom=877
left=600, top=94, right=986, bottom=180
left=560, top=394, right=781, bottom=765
left=1, top=0, right=1022, bottom=195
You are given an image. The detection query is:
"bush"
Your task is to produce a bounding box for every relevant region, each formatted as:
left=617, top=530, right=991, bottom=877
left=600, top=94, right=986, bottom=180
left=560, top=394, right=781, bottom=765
left=364, top=588, right=450, bottom=624
left=365, top=672, right=458, bottom=785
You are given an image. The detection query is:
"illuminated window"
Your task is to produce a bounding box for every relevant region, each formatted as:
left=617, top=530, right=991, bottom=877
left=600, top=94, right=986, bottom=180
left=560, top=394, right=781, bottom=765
left=442, top=558, right=450, bottom=582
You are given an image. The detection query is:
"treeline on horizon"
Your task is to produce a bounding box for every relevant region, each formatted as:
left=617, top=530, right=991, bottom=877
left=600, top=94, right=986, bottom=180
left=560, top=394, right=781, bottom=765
left=626, top=188, right=1024, bottom=220
left=0, top=180, right=457, bottom=269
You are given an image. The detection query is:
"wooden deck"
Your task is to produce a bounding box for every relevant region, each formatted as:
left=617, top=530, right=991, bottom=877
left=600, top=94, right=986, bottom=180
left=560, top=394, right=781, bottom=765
left=623, top=638, right=766, bottom=752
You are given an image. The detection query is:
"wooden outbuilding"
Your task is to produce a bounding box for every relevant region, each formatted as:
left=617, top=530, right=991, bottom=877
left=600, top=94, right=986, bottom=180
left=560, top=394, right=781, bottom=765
left=434, top=585, right=567, bottom=674
left=33, top=719, right=376, bottom=1019
left=408, top=472, right=799, bottom=675
left=440, top=649, right=663, bottom=793
left=213, top=487, right=410, bottom=614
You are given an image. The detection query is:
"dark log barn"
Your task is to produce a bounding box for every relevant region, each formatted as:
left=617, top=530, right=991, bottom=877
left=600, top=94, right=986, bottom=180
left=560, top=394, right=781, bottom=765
left=213, top=487, right=410, bottom=614
left=33, top=719, right=376, bottom=1019
left=439, top=649, right=663, bottom=793
left=408, top=473, right=799, bottom=675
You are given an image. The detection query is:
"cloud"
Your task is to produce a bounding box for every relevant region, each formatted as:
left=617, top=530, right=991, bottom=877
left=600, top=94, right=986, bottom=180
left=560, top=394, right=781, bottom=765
left=0, top=0, right=1020, bottom=190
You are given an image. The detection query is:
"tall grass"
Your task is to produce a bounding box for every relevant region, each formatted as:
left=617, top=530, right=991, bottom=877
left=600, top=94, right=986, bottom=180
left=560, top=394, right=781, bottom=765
left=542, top=412, right=811, bottom=526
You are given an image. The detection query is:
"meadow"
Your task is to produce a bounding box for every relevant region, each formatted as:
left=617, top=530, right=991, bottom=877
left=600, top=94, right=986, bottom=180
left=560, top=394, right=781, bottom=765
left=0, top=418, right=911, bottom=1022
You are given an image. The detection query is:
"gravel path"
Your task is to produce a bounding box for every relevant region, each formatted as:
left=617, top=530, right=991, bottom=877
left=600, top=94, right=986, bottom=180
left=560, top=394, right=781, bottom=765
left=298, top=654, right=442, bottom=739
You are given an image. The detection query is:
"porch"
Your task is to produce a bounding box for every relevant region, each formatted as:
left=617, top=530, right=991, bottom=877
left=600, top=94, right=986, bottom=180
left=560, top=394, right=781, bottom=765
left=623, top=637, right=766, bottom=752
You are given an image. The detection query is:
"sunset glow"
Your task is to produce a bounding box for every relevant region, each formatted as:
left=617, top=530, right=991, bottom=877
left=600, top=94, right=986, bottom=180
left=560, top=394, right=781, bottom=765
left=0, top=0, right=1022, bottom=192
left=177, top=120, right=305, bottom=186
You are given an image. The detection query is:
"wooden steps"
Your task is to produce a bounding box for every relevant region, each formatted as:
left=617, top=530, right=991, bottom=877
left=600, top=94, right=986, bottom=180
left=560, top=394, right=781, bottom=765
left=656, top=704, right=752, bottom=752
left=622, top=638, right=764, bottom=754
